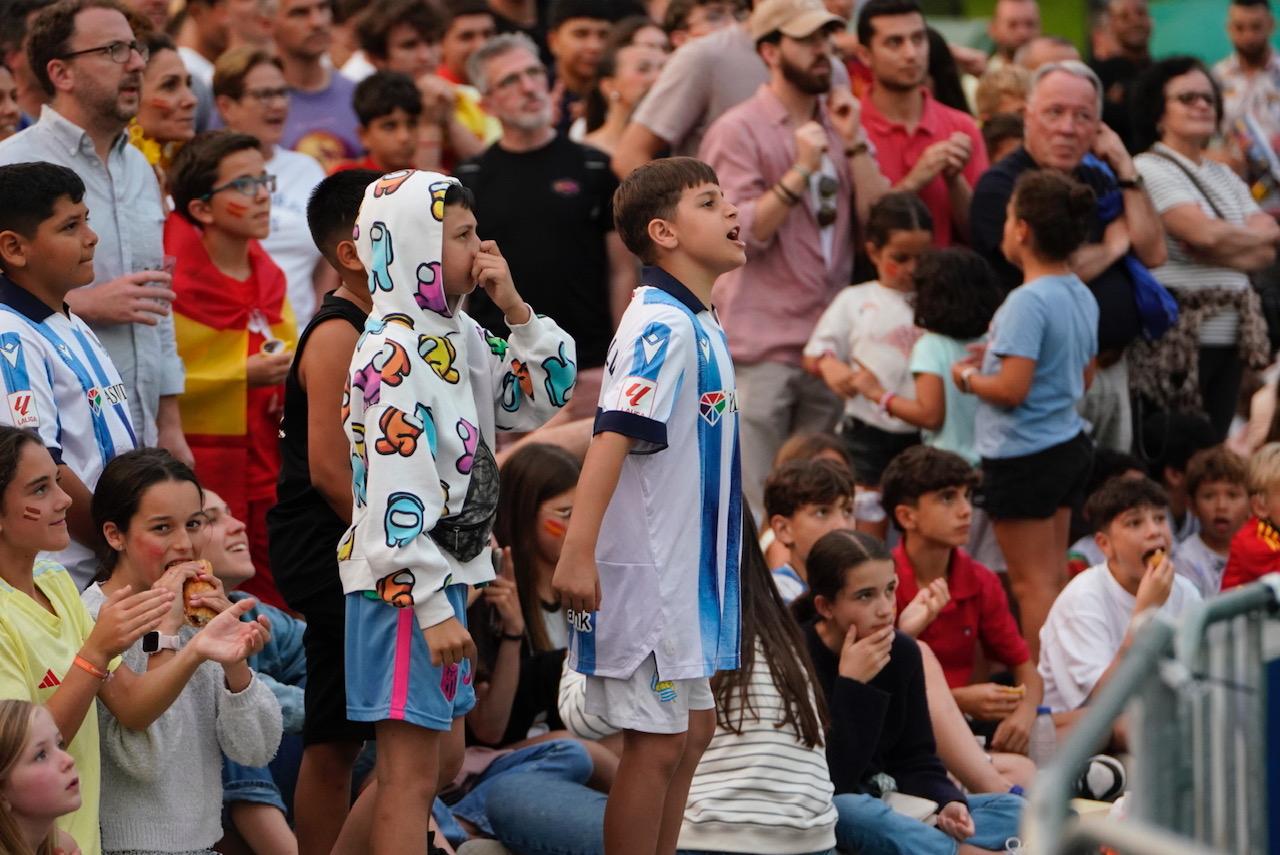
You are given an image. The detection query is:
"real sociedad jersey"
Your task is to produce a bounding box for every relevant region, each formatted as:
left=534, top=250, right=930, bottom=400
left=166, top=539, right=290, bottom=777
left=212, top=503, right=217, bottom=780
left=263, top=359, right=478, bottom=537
left=0, top=278, right=137, bottom=587
left=568, top=266, right=742, bottom=681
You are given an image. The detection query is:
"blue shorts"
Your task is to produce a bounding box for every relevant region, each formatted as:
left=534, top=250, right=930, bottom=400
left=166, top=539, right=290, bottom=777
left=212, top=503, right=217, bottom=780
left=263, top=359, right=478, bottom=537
left=344, top=584, right=476, bottom=731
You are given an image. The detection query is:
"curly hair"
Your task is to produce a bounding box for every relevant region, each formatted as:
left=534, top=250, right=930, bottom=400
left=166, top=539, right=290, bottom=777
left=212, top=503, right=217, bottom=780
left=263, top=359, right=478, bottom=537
left=1129, top=55, right=1222, bottom=154
left=911, top=247, right=1002, bottom=339
left=1011, top=169, right=1095, bottom=262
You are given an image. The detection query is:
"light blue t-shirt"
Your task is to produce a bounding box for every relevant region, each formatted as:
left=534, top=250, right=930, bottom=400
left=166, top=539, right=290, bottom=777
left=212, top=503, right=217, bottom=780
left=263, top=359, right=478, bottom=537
left=910, top=332, right=982, bottom=465
left=975, top=273, right=1098, bottom=460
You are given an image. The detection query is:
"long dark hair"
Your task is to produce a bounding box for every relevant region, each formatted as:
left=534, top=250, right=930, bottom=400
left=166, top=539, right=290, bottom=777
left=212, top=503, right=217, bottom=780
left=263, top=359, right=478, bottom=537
left=0, top=427, right=42, bottom=512
left=493, top=443, right=581, bottom=652
left=926, top=25, right=970, bottom=114
left=714, top=511, right=829, bottom=748
left=91, top=448, right=201, bottom=579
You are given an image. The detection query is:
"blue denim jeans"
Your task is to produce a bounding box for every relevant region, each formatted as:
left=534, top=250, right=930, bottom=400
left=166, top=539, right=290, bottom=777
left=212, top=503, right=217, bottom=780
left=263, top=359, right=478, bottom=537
left=435, top=740, right=594, bottom=846
left=833, top=792, right=1025, bottom=855
left=221, top=734, right=305, bottom=816
left=483, top=773, right=606, bottom=855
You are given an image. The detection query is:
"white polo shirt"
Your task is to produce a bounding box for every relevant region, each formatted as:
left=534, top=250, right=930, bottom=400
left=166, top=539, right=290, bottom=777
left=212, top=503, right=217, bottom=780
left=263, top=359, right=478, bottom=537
left=0, top=278, right=138, bottom=587
left=567, top=266, right=743, bottom=681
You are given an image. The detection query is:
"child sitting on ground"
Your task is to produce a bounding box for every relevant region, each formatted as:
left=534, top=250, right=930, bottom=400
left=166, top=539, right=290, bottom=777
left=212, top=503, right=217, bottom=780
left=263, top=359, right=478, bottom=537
left=804, top=193, right=932, bottom=537
left=764, top=458, right=856, bottom=605
left=1223, top=443, right=1280, bottom=589
left=1174, top=446, right=1249, bottom=598
left=881, top=446, right=1043, bottom=755
left=1040, top=477, right=1201, bottom=742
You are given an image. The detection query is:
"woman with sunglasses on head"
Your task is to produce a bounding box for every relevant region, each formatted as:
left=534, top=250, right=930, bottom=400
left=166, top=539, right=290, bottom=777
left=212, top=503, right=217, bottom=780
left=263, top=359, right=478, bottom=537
left=162, top=130, right=296, bottom=609
left=1130, top=56, right=1280, bottom=440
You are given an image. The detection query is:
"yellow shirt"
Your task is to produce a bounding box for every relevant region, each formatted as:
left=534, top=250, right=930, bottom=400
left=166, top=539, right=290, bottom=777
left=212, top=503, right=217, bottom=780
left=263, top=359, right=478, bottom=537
left=0, top=560, right=117, bottom=855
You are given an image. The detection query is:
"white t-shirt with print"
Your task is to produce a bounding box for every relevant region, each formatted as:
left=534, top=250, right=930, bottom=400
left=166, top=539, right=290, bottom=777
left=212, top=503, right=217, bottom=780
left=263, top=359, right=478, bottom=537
left=803, top=281, right=921, bottom=433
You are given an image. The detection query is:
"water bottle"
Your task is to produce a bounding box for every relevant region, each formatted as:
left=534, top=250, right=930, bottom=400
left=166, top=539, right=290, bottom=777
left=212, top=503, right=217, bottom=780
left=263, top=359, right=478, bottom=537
left=1028, top=705, right=1056, bottom=768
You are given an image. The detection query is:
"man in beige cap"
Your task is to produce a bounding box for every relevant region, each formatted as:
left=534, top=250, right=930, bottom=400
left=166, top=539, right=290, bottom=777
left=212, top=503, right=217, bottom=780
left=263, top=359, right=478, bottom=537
left=699, top=0, right=890, bottom=516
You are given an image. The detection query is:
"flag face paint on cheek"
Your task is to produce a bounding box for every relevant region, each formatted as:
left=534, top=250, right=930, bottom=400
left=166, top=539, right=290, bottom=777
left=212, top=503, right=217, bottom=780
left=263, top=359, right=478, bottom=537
left=148, top=98, right=172, bottom=113
left=22, top=506, right=40, bottom=521
left=225, top=201, right=249, bottom=217
left=543, top=517, right=567, bottom=538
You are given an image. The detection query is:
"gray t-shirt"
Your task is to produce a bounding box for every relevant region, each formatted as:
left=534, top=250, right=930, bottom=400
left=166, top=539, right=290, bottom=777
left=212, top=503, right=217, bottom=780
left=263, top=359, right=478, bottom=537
left=631, top=23, right=847, bottom=157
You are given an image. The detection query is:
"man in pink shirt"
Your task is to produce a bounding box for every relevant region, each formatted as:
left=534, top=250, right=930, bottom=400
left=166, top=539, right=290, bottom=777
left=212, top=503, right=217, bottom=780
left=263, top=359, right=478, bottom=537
left=700, top=0, right=890, bottom=512
left=856, top=0, right=987, bottom=246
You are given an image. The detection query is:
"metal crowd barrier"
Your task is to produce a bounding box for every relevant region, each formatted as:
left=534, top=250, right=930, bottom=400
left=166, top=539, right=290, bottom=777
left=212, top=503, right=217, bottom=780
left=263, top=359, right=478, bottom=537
left=1022, top=574, right=1280, bottom=854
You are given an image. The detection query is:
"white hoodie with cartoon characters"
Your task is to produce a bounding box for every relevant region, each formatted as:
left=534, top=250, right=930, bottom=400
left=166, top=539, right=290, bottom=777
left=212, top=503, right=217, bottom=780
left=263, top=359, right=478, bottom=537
left=338, top=169, right=577, bottom=629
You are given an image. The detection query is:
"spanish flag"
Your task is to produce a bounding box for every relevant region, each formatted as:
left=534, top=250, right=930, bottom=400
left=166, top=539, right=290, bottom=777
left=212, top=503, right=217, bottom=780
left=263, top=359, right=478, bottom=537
left=165, top=214, right=296, bottom=598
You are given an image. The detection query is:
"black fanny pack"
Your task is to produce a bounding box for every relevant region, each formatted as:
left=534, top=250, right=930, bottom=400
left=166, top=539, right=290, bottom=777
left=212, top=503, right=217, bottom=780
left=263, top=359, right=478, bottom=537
left=429, top=436, right=499, bottom=562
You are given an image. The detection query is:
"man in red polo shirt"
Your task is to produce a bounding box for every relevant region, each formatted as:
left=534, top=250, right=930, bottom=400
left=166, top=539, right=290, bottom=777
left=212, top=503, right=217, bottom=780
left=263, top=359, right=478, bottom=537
left=855, top=0, right=987, bottom=246
left=882, top=446, right=1043, bottom=755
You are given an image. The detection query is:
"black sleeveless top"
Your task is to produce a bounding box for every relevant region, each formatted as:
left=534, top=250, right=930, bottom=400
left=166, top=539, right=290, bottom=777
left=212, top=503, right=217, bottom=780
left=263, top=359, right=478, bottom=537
left=266, top=293, right=367, bottom=609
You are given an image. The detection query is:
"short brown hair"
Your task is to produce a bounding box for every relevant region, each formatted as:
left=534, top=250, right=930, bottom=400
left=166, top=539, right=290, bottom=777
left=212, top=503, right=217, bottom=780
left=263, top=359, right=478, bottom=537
left=169, top=130, right=262, bottom=225
left=1186, top=446, right=1247, bottom=499
left=880, top=446, right=979, bottom=532
left=356, top=0, right=443, bottom=60
left=613, top=156, right=719, bottom=264
left=27, top=0, right=130, bottom=96
left=1248, top=443, right=1280, bottom=494
left=212, top=46, right=282, bottom=100
left=764, top=459, right=855, bottom=520
left=1011, top=169, right=1095, bottom=262
left=1084, top=476, right=1169, bottom=532
left=975, top=64, right=1029, bottom=120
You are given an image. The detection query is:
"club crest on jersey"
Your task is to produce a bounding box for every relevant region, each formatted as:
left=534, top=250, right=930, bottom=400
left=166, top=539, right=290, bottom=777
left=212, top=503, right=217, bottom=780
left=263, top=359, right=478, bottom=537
left=6, top=392, right=35, bottom=428
left=86, top=386, right=103, bottom=413
left=699, top=390, right=738, bottom=426
left=616, top=376, right=656, bottom=417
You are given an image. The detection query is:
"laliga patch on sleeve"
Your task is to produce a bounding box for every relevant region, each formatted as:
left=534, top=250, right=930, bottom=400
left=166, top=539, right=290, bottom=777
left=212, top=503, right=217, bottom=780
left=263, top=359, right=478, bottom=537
left=616, top=376, right=657, bottom=417
left=7, top=392, right=37, bottom=428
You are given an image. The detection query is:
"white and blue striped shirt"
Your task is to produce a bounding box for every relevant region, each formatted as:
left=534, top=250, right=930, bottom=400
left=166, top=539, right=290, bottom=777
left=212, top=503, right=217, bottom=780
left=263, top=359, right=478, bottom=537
left=568, top=266, right=742, bottom=681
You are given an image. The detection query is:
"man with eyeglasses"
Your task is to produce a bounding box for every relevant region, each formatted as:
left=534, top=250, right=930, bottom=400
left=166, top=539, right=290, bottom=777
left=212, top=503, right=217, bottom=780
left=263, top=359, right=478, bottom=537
left=456, top=32, right=635, bottom=421
left=700, top=0, right=891, bottom=515
left=970, top=60, right=1166, bottom=453
left=0, top=0, right=194, bottom=514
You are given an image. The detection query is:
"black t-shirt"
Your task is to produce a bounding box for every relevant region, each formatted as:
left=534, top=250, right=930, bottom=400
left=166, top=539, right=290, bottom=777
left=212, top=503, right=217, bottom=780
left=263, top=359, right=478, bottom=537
left=266, top=292, right=368, bottom=609
left=1091, top=55, right=1150, bottom=154
left=456, top=136, right=619, bottom=369
left=969, top=146, right=1141, bottom=354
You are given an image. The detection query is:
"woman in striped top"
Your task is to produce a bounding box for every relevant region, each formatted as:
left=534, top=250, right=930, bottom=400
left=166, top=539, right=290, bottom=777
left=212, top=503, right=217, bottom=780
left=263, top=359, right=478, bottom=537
left=1131, top=56, right=1279, bottom=439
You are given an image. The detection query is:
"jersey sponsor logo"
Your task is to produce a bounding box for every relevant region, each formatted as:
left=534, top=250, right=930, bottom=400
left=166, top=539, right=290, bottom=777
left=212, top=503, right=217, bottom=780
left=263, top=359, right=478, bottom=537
left=567, top=609, right=593, bottom=633
left=102, top=383, right=128, bottom=405
left=699, top=337, right=710, bottom=361
left=37, top=668, right=60, bottom=689
left=86, top=386, right=103, bottom=413
left=617, top=376, right=656, bottom=417
left=699, top=390, right=739, bottom=426
left=551, top=178, right=581, bottom=197
left=7, top=392, right=36, bottom=428
left=640, top=331, right=665, bottom=365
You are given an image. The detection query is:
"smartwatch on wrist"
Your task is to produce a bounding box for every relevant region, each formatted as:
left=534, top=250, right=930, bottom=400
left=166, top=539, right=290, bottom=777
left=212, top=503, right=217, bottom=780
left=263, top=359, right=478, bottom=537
left=142, top=631, right=182, bottom=654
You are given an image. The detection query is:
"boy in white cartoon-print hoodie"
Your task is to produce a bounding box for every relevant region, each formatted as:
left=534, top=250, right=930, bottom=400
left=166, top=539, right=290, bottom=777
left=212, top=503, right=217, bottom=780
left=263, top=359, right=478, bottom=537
left=337, top=169, right=576, bottom=854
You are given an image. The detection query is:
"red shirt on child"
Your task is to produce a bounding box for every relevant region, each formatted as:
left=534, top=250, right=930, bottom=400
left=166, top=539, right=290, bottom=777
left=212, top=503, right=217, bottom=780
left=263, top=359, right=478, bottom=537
left=892, top=542, right=1029, bottom=688
left=1222, top=516, right=1280, bottom=590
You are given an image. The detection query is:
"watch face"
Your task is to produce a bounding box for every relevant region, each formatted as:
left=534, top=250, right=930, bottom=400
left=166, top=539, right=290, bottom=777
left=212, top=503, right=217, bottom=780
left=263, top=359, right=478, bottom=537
left=142, top=631, right=159, bottom=653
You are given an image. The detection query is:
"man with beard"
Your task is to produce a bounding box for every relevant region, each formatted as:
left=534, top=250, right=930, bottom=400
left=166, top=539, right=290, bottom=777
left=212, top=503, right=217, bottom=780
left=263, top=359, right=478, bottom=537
left=0, top=0, right=192, bottom=583
left=274, top=0, right=361, bottom=170
left=456, top=32, right=635, bottom=419
left=700, top=0, right=890, bottom=514
left=1214, top=0, right=1280, bottom=219
left=856, top=0, right=986, bottom=247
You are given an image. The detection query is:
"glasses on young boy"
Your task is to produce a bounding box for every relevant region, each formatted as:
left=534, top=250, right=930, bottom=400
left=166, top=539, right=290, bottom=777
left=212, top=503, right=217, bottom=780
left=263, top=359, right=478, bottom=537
left=201, top=173, right=278, bottom=201
left=59, top=40, right=149, bottom=64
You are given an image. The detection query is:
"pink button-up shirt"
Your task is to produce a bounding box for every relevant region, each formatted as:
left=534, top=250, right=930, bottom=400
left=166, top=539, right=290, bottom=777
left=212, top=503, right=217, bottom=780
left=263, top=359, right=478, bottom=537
left=699, top=84, right=856, bottom=367
left=860, top=88, right=987, bottom=247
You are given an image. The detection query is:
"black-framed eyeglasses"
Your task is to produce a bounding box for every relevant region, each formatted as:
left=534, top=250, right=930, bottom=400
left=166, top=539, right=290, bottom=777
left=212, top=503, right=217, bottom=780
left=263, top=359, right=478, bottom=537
left=59, top=40, right=149, bottom=64
left=201, top=173, right=277, bottom=201
left=816, top=174, right=838, bottom=228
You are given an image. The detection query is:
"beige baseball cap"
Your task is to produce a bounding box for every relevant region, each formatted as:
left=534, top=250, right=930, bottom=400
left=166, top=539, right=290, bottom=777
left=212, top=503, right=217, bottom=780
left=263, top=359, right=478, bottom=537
left=748, top=0, right=844, bottom=42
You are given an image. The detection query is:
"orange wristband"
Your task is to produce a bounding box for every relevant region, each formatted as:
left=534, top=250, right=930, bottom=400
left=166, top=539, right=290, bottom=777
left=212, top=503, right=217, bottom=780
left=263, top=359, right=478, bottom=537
left=73, top=655, right=110, bottom=680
